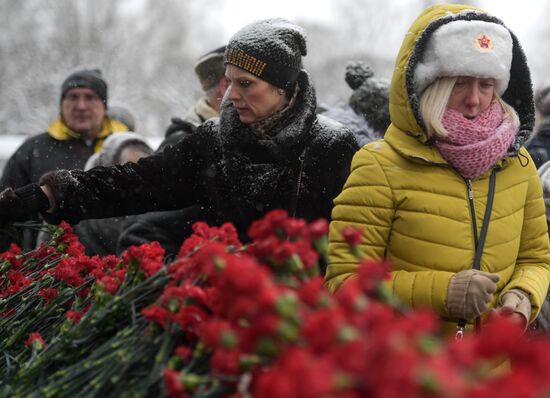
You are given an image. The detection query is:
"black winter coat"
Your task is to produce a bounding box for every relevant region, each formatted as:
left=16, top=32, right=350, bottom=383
left=1, top=133, right=97, bottom=190
left=41, top=71, right=359, bottom=240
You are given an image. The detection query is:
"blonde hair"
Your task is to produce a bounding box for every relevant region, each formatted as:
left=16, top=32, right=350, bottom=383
left=419, top=77, right=520, bottom=138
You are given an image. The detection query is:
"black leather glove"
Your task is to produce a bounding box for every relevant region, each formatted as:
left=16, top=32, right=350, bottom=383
left=0, top=184, right=50, bottom=227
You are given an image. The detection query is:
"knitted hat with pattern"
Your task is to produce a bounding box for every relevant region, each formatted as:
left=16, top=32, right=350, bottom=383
left=60, top=68, right=108, bottom=107
left=194, top=45, right=227, bottom=91
left=346, top=61, right=390, bottom=134
left=224, top=18, right=306, bottom=91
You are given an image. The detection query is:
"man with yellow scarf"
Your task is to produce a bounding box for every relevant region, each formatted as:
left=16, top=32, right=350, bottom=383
left=0, top=68, right=128, bottom=250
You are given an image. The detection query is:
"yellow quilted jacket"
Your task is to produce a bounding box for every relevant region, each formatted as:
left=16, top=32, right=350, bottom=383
left=326, top=4, right=550, bottom=332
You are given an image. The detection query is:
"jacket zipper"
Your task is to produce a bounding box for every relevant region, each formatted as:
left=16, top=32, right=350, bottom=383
left=465, top=179, right=479, bottom=248
left=457, top=178, right=480, bottom=338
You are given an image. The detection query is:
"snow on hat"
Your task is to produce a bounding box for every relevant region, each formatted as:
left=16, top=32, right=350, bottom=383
left=194, top=45, right=226, bottom=91
left=224, top=18, right=306, bottom=90
left=61, top=68, right=108, bottom=107
left=345, top=61, right=390, bottom=134
left=414, top=19, right=513, bottom=96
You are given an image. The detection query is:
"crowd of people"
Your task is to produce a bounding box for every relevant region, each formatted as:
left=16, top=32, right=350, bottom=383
left=1, top=3, right=550, bottom=340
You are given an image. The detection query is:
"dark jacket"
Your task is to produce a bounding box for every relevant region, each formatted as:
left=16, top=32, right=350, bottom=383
left=526, top=118, right=550, bottom=169
left=117, top=117, right=208, bottom=257
left=1, top=133, right=96, bottom=190
left=40, top=71, right=359, bottom=244
left=116, top=207, right=207, bottom=259
left=159, top=117, right=197, bottom=152
left=114, top=97, right=218, bottom=256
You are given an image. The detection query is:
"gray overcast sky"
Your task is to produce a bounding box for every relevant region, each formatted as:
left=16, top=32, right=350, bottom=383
left=220, top=1, right=542, bottom=36
left=219, top=0, right=545, bottom=83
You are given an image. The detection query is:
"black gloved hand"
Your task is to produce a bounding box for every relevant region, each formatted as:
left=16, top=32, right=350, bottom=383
left=0, top=184, right=50, bottom=227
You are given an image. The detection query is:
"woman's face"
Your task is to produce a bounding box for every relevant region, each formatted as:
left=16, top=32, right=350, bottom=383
left=447, top=76, right=495, bottom=119
left=225, top=64, right=289, bottom=124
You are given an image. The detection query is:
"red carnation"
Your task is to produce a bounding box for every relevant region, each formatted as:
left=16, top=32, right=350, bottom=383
left=308, top=219, right=329, bottom=240
left=341, top=226, right=363, bottom=246
left=66, top=310, right=84, bottom=324
left=25, top=332, right=46, bottom=350
left=163, top=369, right=187, bottom=398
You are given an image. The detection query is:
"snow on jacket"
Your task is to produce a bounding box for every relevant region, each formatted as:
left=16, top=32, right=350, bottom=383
left=325, top=4, right=550, bottom=332
left=40, top=70, right=359, bottom=243
left=119, top=100, right=218, bottom=257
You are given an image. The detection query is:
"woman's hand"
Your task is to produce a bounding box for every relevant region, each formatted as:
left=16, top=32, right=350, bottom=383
left=447, top=269, right=500, bottom=320
left=492, top=289, right=531, bottom=331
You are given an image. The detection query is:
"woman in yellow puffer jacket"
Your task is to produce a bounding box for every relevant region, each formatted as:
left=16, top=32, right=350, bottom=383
left=326, top=3, right=550, bottom=336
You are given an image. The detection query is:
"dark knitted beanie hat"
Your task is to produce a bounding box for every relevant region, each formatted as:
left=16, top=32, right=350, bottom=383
left=194, top=45, right=227, bottom=91
left=60, top=68, right=108, bottom=107
left=224, top=18, right=306, bottom=91
left=346, top=61, right=390, bottom=134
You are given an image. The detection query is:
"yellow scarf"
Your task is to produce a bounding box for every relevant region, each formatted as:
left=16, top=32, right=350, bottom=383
left=47, top=116, right=129, bottom=153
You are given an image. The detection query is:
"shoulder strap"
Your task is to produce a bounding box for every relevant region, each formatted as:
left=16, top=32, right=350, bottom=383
left=456, top=169, right=497, bottom=339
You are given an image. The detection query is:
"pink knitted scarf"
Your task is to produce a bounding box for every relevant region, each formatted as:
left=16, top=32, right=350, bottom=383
left=434, top=102, right=517, bottom=179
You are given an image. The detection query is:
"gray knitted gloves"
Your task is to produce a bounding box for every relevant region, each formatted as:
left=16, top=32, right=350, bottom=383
left=447, top=269, right=500, bottom=320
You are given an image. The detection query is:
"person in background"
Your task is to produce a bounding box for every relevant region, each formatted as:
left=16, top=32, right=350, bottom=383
left=526, top=81, right=550, bottom=168
left=160, top=45, right=228, bottom=151
left=322, top=61, right=390, bottom=147
left=0, top=19, right=359, bottom=276
left=108, top=104, right=137, bottom=133
left=0, top=68, right=128, bottom=250
left=36, top=132, right=154, bottom=256
left=326, top=3, right=550, bottom=336
left=533, top=161, right=550, bottom=332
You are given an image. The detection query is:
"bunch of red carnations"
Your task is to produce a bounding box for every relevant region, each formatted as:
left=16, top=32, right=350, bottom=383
left=2, top=211, right=550, bottom=398
left=142, top=210, right=550, bottom=398
left=0, top=221, right=168, bottom=397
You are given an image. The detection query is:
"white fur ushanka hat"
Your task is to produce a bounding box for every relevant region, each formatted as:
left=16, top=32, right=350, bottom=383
left=414, top=19, right=513, bottom=96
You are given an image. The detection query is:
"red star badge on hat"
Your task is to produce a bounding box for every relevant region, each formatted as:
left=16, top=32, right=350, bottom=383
left=475, top=34, right=493, bottom=50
